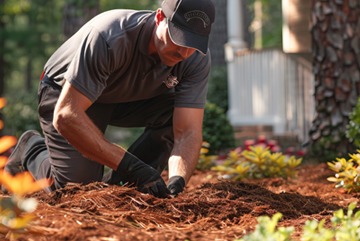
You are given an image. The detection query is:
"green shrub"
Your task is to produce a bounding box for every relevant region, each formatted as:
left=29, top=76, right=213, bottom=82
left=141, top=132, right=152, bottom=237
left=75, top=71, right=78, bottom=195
left=236, top=213, right=294, bottom=241
left=207, top=66, right=228, bottom=111
left=302, top=202, right=360, bottom=241
left=211, top=146, right=302, bottom=181
left=346, top=97, right=360, bottom=147
left=2, top=90, right=41, bottom=138
left=327, top=150, right=360, bottom=193
left=196, top=142, right=218, bottom=171
left=237, top=202, right=360, bottom=241
left=202, top=103, right=235, bottom=155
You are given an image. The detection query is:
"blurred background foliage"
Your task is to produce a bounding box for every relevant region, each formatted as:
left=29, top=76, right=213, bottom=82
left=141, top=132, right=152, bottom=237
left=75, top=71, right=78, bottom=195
left=247, top=0, right=282, bottom=48
left=203, top=103, right=235, bottom=155
left=206, top=66, right=228, bottom=112
left=0, top=0, right=160, bottom=139
left=346, top=97, right=360, bottom=148
left=1, top=0, right=283, bottom=150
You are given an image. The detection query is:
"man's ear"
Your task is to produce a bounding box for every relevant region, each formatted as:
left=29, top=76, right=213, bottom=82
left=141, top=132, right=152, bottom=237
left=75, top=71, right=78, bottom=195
left=155, top=8, right=165, bottom=25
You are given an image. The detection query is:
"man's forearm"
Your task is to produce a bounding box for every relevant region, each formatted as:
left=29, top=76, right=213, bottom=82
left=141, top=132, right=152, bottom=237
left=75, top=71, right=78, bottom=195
left=57, top=113, right=125, bottom=170
left=53, top=82, right=126, bottom=170
left=168, top=129, right=202, bottom=184
left=54, top=108, right=125, bottom=170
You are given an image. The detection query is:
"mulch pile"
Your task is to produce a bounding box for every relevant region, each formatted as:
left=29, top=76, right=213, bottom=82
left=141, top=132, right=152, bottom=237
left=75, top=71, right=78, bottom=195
left=3, top=163, right=358, bottom=241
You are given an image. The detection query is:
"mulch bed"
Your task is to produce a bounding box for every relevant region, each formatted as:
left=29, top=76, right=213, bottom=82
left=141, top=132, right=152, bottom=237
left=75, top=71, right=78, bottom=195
left=1, top=163, right=357, bottom=241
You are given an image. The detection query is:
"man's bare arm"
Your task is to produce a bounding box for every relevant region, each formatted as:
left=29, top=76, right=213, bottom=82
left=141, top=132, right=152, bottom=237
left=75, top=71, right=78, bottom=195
left=168, top=107, right=204, bottom=184
left=53, top=81, right=125, bottom=170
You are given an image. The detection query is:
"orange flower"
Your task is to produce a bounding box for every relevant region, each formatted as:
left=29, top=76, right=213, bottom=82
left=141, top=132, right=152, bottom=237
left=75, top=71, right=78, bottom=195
left=0, top=136, right=17, bottom=154
left=0, top=156, right=7, bottom=168
left=0, top=98, right=6, bottom=110
left=0, top=171, right=51, bottom=197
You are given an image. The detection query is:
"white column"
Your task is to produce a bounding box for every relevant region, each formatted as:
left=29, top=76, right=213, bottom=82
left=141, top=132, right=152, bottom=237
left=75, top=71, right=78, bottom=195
left=282, top=0, right=291, bottom=53
left=253, top=1, right=262, bottom=49
left=225, top=0, right=247, bottom=125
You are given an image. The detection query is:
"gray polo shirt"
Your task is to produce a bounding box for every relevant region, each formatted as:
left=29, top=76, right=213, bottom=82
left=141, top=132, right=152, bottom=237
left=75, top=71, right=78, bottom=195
left=44, top=9, right=211, bottom=108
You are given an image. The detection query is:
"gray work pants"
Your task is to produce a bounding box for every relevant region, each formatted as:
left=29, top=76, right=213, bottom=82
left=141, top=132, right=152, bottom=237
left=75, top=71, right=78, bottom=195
left=26, top=80, right=174, bottom=191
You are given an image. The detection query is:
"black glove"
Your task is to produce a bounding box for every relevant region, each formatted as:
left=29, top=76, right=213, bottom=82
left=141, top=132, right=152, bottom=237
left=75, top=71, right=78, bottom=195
left=167, top=176, right=185, bottom=197
left=116, top=152, right=170, bottom=198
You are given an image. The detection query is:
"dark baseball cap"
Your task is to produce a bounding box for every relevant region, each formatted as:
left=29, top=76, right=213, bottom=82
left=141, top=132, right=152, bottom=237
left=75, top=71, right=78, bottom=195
left=161, top=0, right=215, bottom=55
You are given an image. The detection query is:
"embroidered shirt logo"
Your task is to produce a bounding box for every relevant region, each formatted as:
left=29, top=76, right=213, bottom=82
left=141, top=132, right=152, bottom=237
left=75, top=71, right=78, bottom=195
left=163, top=75, right=179, bottom=89
left=184, top=11, right=210, bottom=28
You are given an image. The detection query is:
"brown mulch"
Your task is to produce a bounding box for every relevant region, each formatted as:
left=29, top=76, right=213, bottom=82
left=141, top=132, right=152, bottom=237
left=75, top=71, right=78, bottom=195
left=1, top=163, right=357, bottom=241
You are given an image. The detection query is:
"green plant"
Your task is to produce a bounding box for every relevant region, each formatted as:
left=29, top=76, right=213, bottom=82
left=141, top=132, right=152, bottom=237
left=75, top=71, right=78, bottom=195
left=2, top=90, right=41, bottom=138
left=247, top=0, right=283, bottom=48
left=212, top=146, right=302, bottom=181
left=202, top=103, right=235, bottom=155
left=346, top=97, right=360, bottom=147
left=327, top=150, right=360, bottom=193
left=236, top=213, right=294, bottom=241
left=302, top=219, right=335, bottom=241
left=331, top=202, right=360, bottom=240
left=303, top=202, right=360, bottom=241
left=243, top=146, right=302, bottom=179
left=206, top=66, right=228, bottom=111
left=237, top=202, right=360, bottom=241
left=196, top=141, right=218, bottom=171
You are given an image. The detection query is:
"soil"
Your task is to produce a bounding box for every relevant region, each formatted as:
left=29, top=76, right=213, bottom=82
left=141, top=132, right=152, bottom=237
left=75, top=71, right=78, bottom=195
left=1, top=163, right=358, bottom=241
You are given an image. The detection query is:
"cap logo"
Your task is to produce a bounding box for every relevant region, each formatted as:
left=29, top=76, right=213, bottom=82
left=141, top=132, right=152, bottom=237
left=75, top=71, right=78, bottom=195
left=184, top=11, right=210, bottom=28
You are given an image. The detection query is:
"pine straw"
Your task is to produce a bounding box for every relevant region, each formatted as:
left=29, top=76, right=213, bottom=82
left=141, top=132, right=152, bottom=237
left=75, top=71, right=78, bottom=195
left=13, top=180, right=342, bottom=240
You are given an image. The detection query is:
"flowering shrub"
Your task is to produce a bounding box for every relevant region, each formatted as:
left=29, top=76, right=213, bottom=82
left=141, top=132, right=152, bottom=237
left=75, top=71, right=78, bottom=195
left=327, top=150, right=360, bottom=193
left=242, top=135, right=306, bottom=157
left=0, top=97, right=50, bottom=238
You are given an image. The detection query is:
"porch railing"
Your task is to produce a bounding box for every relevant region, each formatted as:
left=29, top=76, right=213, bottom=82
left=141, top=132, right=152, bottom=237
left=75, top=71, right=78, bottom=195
left=227, top=48, right=315, bottom=142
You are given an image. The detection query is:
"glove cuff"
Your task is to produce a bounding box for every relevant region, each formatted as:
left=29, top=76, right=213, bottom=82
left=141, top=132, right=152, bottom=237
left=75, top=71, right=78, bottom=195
left=116, top=151, right=141, bottom=175
left=168, top=176, right=185, bottom=189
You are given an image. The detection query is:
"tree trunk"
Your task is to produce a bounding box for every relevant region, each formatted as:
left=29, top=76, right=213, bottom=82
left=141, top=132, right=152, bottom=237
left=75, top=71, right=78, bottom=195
left=309, top=0, right=360, bottom=158
left=62, top=0, right=100, bottom=41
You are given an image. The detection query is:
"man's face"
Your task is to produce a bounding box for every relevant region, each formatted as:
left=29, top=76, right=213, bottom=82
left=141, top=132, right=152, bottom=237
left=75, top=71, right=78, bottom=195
left=155, top=20, right=196, bottom=67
